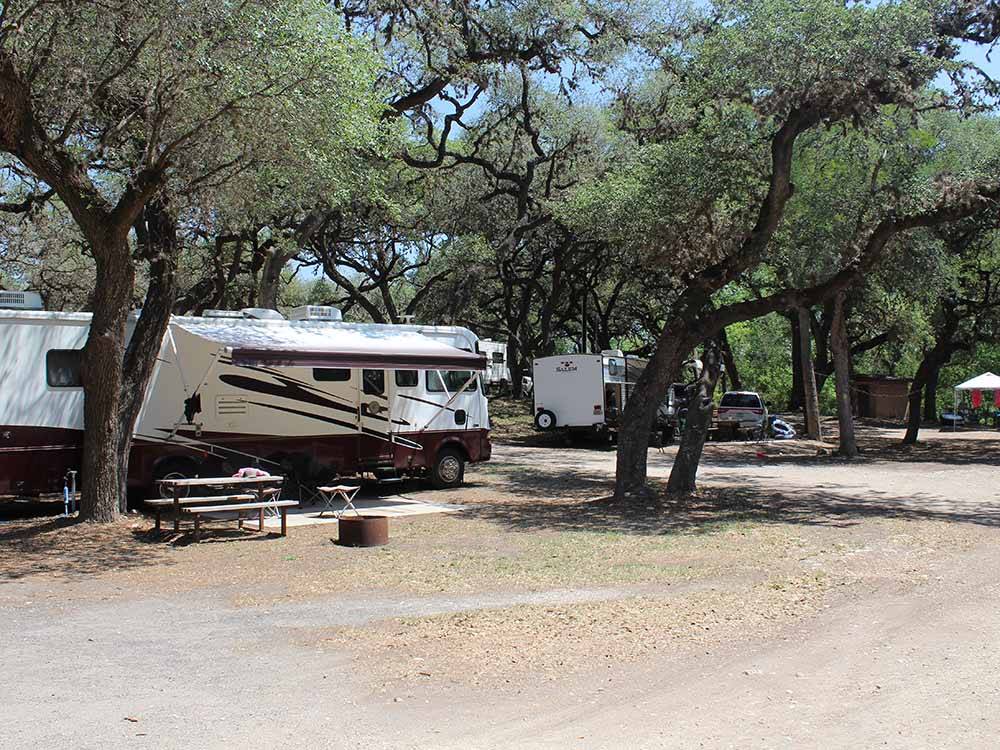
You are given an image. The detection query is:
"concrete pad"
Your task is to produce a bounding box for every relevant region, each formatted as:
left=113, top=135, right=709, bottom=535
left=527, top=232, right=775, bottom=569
left=260, top=494, right=463, bottom=528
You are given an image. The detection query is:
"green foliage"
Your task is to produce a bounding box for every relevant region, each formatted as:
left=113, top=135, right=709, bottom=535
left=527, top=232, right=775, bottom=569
left=726, top=314, right=794, bottom=409
left=3, top=0, right=386, bottom=215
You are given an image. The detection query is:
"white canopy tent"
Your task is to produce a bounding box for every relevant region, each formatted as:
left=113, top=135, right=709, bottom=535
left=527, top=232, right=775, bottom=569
left=949, top=372, right=1000, bottom=429
left=954, top=372, right=1000, bottom=391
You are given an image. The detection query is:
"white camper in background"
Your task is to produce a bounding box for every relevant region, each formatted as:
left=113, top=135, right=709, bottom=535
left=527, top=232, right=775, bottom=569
left=531, top=350, right=644, bottom=435
left=0, top=302, right=491, bottom=497
left=532, top=352, right=704, bottom=441
left=477, top=339, right=511, bottom=390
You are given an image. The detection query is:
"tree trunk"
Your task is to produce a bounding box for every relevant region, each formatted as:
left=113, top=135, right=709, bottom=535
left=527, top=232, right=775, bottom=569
left=717, top=327, right=742, bottom=391
left=666, top=342, right=722, bottom=494
left=117, top=203, right=179, bottom=508
left=811, top=302, right=834, bottom=396
left=614, top=332, right=694, bottom=500
left=831, top=292, right=857, bottom=457
left=923, top=366, right=940, bottom=422
left=508, top=339, right=524, bottom=398
left=79, top=244, right=136, bottom=522
left=789, top=312, right=804, bottom=411
left=902, top=359, right=930, bottom=445
left=257, top=245, right=291, bottom=310
left=797, top=306, right=822, bottom=441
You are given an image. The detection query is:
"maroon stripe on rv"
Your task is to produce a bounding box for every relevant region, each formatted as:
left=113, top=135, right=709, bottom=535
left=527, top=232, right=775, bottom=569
left=229, top=349, right=487, bottom=372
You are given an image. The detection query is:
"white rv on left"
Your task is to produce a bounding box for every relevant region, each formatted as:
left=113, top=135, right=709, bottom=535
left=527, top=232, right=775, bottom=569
left=0, top=301, right=491, bottom=497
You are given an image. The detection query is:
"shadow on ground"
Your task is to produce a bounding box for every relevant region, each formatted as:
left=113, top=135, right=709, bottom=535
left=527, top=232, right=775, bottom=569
left=464, top=475, right=1000, bottom=536
left=0, top=511, right=176, bottom=581
left=699, top=433, right=1000, bottom=469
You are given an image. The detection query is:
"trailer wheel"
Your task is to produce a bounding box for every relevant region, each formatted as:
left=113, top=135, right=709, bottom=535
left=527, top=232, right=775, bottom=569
left=534, top=409, right=556, bottom=431
left=430, top=448, right=465, bottom=489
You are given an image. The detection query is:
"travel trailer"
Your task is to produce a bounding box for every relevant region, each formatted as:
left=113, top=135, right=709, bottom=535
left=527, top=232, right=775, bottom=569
left=532, top=352, right=702, bottom=441
left=0, top=301, right=490, bottom=496
left=478, top=339, right=511, bottom=390
left=531, top=351, right=645, bottom=435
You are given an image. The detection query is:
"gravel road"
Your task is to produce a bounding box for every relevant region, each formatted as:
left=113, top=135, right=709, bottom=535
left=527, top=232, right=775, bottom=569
left=4, top=430, right=1000, bottom=748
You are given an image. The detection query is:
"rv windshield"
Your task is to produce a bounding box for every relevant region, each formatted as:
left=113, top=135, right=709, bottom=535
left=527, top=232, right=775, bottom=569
left=427, top=370, right=478, bottom=393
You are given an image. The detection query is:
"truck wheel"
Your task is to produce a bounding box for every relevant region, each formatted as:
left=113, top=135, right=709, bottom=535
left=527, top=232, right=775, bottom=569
left=534, top=409, right=556, bottom=431
left=431, top=448, right=465, bottom=489
left=151, top=457, right=199, bottom=499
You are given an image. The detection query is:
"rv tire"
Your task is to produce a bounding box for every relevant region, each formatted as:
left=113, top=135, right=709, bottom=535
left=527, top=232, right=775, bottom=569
left=534, top=409, right=556, bottom=431
left=430, top=448, right=465, bottom=489
left=150, top=457, right=200, bottom=498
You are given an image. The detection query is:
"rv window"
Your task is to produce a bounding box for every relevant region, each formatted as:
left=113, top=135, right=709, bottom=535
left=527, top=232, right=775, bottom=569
left=313, top=368, right=351, bottom=382
left=426, top=370, right=478, bottom=393
left=395, top=370, right=418, bottom=388
left=491, top=352, right=505, bottom=363
left=362, top=369, right=385, bottom=396
left=46, top=349, right=83, bottom=388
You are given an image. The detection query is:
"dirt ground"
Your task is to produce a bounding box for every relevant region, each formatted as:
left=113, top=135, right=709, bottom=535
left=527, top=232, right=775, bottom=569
left=3, top=423, right=1000, bottom=748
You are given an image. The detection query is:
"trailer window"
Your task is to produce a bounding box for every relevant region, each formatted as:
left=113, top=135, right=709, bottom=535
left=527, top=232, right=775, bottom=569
left=491, top=352, right=505, bottom=363
left=46, top=349, right=83, bottom=388
left=362, top=369, right=385, bottom=396
left=427, top=370, right=478, bottom=393
left=313, top=368, right=350, bottom=382
left=395, top=370, right=418, bottom=388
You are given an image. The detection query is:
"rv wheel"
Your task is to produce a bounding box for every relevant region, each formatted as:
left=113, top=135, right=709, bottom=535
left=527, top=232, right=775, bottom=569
left=431, top=448, right=465, bottom=489
left=151, top=457, right=199, bottom=499
left=534, top=409, right=556, bottom=431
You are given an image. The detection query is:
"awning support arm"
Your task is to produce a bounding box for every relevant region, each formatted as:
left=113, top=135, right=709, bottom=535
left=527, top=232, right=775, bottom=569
left=164, top=346, right=224, bottom=442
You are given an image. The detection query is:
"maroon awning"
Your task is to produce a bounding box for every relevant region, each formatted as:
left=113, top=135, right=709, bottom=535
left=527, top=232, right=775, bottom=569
left=229, top=348, right=486, bottom=371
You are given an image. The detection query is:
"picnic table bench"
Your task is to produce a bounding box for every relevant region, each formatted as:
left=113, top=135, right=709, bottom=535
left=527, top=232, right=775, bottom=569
left=185, top=499, right=299, bottom=540
left=151, top=475, right=291, bottom=539
left=146, top=494, right=255, bottom=532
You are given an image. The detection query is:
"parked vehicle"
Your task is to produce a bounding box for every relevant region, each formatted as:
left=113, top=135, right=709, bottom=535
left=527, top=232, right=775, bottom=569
left=0, top=298, right=490, bottom=496
left=477, top=339, right=511, bottom=391
left=533, top=351, right=624, bottom=434
left=521, top=376, right=534, bottom=397
left=531, top=350, right=648, bottom=436
left=717, top=390, right=768, bottom=438
left=531, top=352, right=705, bottom=442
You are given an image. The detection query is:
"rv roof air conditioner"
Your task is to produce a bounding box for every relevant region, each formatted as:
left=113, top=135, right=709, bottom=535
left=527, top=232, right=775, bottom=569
left=0, top=290, right=44, bottom=310
left=241, top=308, right=285, bottom=321
left=601, top=349, right=625, bottom=358
left=287, top=305, right=343, bottom=321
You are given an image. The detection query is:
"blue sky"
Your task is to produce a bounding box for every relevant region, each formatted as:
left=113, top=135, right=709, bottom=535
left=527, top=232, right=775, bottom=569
left=958, top=40, right=999, bottom=79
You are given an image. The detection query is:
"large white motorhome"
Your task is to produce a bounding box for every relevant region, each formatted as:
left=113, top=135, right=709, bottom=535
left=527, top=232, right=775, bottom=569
left=0, top=302, right=491, bottom=496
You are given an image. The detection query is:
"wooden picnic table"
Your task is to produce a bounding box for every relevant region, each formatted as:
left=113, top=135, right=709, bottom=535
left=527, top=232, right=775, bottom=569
left=156, top=475, right=285, bottom=534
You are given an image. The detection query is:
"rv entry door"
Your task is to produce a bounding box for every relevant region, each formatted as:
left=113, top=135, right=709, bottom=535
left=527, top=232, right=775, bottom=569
left=358, top=368, right=394, bottom=472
